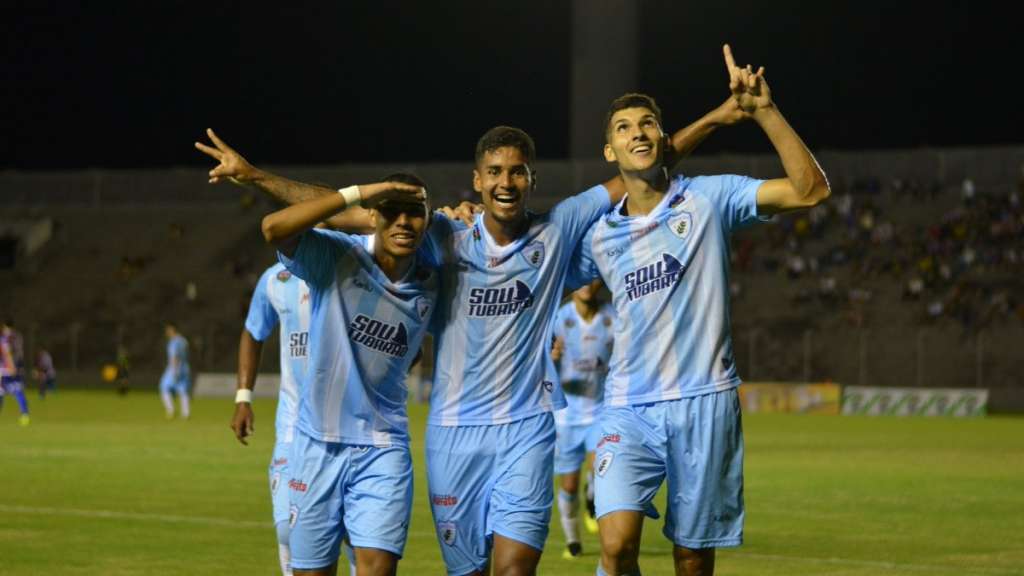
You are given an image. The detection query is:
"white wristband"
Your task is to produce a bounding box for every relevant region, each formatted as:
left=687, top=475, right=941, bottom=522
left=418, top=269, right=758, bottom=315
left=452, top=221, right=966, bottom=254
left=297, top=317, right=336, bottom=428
left=235, top=388, right=253, bottom=404
left=338, top=185, right=362, bottom=208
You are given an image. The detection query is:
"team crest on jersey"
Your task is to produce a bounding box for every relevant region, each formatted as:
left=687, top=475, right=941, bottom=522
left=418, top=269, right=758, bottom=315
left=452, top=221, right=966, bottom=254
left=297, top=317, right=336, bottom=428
left=523, top=241, right=545, bottom=268
left=624, top=254, right=685, bottom=302
left=668, top=212, right=692, bottom=239
left=349, top=314, right=409, bottom=357
left=415, top=296, right=432, bottom=320
left=277, top=270, right=292, bottom=282
left=472, top=226, right=481, bottom=241
left=596, top=452, right=614, bottom=477
left=438, top=522, right=457, bottom=546
left=564, top=318, right=575, bottom=329
left=467, top=280, right=534, bottom=317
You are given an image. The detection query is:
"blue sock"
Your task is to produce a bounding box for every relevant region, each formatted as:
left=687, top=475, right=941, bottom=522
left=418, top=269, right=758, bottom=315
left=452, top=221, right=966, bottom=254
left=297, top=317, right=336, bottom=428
left=14, top=390, right=29, bottom=414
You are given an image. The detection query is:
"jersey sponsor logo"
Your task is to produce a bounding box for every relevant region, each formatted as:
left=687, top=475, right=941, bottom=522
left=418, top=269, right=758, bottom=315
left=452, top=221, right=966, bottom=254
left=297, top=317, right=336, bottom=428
left=523, top=241, right=545, bottom=268
left=438, top=521, right=457, bottom=546
left=272, top=457, right=288, bottom=466
left=605, top=243, right=628, bottom=258
left=288, top=479, right=308, bottom=493
left=630, top=221, right=659, bottom=242
left=349, top=315, right=409, bottom=357
left=668, top=212, right=692, bottom=239
left=596, top=451, right=614, bottom=477
left=624, top=254, right=685, bottom=302
left=467, top=280, right=534, bottom=317
left=276, top=270, right=292, bottom=281
left=597, top=434, right=620, bottom=449
left=415, top=296, right=432, bottom=320
left=288, top=331, right=308, bottom=358
left=431, top=494, right=458, bottom=507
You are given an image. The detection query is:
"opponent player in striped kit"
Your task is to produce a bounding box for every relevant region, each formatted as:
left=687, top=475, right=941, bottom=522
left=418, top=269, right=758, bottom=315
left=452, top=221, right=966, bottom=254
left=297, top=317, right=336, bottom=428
left=550, top=280, right=614, bottom=559
left=232, top=262, right=311, bottom=576
left=260, top=173, right=436, bottom=576
left=570, top=45, right=831, bottom=576
left=0, top=319, right=30, bottom=426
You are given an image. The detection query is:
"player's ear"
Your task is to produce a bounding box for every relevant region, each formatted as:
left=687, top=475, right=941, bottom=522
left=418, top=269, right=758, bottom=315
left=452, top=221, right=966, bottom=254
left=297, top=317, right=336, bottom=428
left=529, top=168, right=537, bottom=191
left=472, top=168, right=483, bottom=193
left=603, top=143, right=617, bottom=163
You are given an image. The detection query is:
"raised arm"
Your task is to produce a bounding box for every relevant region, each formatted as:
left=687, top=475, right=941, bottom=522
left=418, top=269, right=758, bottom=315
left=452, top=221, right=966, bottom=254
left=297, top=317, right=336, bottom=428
left=722, top=44, right=830, bottom=215
left=231, top=328, right=263, bottom=446
left=261, top=181, right=425, bottom=256
left=195, top=129, right=375, bottom=232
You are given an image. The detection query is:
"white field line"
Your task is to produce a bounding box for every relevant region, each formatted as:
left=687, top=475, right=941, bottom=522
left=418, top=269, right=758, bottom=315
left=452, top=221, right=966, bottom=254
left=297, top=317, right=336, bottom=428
left=4, top=505, right=1019, bottom=574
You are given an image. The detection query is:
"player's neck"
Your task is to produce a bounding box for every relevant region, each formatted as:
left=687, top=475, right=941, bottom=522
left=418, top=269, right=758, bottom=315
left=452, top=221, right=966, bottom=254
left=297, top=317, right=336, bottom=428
left=621, top=166, right=669, bottom=216
left=482, top=211, right=527, bottom=246
left=374, top=251, right=414, bottom=282
left=573, top=298, right=598, bottom=322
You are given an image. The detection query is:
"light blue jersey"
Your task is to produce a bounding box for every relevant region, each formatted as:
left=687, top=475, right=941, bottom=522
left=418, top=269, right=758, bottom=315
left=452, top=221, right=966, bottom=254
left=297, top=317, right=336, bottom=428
left=551, top=301, right=613, bottom=426
left=421, top=186, right=611, bottom=426
left=571, top=174, right=765, bottom=407
left=245, top=263, right=311, bottom=445
left=280, top=229, right=437, bottom=447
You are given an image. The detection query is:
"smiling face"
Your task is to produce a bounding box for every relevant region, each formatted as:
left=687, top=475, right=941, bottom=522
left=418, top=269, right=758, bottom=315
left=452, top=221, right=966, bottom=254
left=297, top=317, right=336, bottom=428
left=371, top=200, right=429, bottom=259
left=473, top=145, right=534, bottom=227
left=604, top=106, right=665, bottom=173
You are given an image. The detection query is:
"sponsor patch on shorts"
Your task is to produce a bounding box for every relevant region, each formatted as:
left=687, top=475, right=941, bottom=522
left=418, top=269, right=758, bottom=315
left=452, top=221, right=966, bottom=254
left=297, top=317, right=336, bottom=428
left=438, top=521, right=457, bottom=546
left=289, top=505, right=299, bottom=528
left=596, top=451, right=614, bottom=477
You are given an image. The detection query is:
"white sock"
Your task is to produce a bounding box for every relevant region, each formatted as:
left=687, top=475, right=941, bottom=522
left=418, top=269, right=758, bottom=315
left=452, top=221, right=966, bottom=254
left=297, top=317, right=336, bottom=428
left=179, top=393, right=190, bottom=418
left=558, top=489, right=581, bottom=544
left=160, top=392, right=174, bottom=416
left=278, top=543, right=292, bottom=576
left=342, top=540, right=356, bottom=575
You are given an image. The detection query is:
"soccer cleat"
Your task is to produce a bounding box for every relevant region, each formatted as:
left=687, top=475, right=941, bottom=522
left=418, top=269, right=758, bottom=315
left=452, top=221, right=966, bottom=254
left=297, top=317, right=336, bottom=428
left=584, top=514, right=599, bottom=534
left=18, top=414, right=30, bottom=427
left=562, top=542, right=583, bottom=559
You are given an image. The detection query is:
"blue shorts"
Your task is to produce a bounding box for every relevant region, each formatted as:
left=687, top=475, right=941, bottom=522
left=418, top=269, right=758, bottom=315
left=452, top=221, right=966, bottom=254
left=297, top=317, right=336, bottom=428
left=425, top=412, right=555, bottom=575
left=269, top=441, right=291, bottom=529
left=0, top=376, right=23, bottom=395
left=287, top=429, right=413, bottom=570
left=554, top=421, right=600, bottom=475
left=595, top=389, right=744, bottom=549
left=158, top=369, right=189, bottom=394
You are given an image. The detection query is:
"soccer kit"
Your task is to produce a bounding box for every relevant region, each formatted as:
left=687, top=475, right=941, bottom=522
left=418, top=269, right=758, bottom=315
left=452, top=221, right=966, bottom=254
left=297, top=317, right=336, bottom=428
left=551, top=301, right=613, bottom=475
left=571, top=173, right=765, bottom=549
left=159, top=335, right=190, bottom=393
left=244, top=263, right=310, bottom=547
left=420, top=186, right=610, bottom=574
left=279, top=229, right=437, bottom=569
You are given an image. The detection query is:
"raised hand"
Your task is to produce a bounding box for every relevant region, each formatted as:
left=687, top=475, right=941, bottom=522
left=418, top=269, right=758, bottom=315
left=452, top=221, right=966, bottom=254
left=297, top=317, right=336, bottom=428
left=723, top=44, right=772, bottom=115
left=359, top=181, right=428, bottom=208
left=194, top=128, right=257, bottom=185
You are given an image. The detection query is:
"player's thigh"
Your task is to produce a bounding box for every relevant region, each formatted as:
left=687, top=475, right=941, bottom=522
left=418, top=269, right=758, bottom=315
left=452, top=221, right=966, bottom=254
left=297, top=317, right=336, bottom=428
left=269, top=442, right=292, bottom=530
left=594, top=405, right=666, bottom=519
left=554, top=422, right=588, bottom=477
left=343, top=445, right=413, bottom=558
left=425, top=423, right=496, bottom=575
left=353, top=546, right=399, bottom=576
left=664, top=389, right=744, bottom=549
left=287, top=432, right=346, bottom=571
left=490, top=413, right=556, bottom=552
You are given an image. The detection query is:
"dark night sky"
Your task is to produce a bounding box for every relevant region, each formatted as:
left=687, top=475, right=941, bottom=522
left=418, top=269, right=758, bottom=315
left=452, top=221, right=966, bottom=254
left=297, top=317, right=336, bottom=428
left=3, top=1, right=1017, bottom=170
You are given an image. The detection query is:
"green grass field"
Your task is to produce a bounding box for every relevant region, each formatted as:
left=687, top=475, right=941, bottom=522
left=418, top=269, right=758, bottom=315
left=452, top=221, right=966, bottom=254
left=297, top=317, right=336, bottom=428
left=1, top=391, right=1022, bottom=575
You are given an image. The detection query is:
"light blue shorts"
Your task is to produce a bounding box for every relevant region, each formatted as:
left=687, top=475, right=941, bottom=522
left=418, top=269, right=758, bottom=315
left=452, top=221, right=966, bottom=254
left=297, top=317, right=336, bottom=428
left=425, top=412, right=555, bottom=575
left=158, top=369, right=189, bottom=394
left=269, top=441, right=291, bottom=529
left=287, top=429, right=413, bottom=570
left=594, top=389, right=744, bottom=549
left=554, top=421, right=600, bottom=475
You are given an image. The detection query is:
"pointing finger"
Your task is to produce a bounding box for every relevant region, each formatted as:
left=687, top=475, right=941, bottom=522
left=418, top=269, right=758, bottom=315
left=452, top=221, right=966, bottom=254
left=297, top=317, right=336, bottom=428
left=723, top=44, right=737, bottom=70
left=195, top=141, right=224, bottom=160
left=206, top=128, right=233, bottom=152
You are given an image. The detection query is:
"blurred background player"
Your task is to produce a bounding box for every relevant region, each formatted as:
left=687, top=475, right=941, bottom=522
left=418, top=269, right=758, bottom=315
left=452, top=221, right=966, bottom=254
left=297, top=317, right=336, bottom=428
left=33, top=347, right=57, bottom=398
left=551, top=279, right=614, bottom=559
left=159, top=323, right=191, bottom=419
left=115, top=344, right=131, bottom=395
left=0, top=319, right=30, bottom=426
left=232, top=261, right=311, bottom=576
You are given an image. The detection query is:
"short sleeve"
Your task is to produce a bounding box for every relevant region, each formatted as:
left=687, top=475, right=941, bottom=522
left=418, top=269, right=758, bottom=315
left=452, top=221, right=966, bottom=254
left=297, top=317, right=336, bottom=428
left=565, top=222, right=601, bottom=291
left=278, top=229, right=355, bottom=287
left=550, top=185, right=612, bottom=255
left=244, top=268, right=279, bottom=342
left=690, top=174, right=765, bottom=233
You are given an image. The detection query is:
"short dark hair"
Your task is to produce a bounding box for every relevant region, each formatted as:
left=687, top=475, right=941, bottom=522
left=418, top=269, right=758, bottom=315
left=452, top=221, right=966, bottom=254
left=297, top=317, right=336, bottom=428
left=474, top=126, right=536, bottom=167
left=605, top=93, right=663, bottom=139
left=380, top=172, right=426, bottom=189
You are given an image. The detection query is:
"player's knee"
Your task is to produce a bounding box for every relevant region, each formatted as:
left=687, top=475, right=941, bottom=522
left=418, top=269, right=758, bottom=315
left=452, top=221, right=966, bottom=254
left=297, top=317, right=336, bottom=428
left=355, top=548, right=398, bottom=576
left=600, top=532, right=640, bottom=569
left=275, top=520, right=290, bottom=546
left=673, top=546, right=715, bottom=576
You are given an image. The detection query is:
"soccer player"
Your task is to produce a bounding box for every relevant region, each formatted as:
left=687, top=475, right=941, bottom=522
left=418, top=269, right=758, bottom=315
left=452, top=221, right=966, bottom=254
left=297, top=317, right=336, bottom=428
left=33, top=347, right=57, bottom=398
left=551, top=280, right=614, bottom=559
left=159, top=323, right=191, bottom=419
left=196, top=101, right=745, bottom=574
left=0, top=319, right=30, bottom=426
left=570, top=45, right=831, bottom=576
left=231, top=261, right=311, bottom=576
left=260, top=173, right=436, bottom=576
